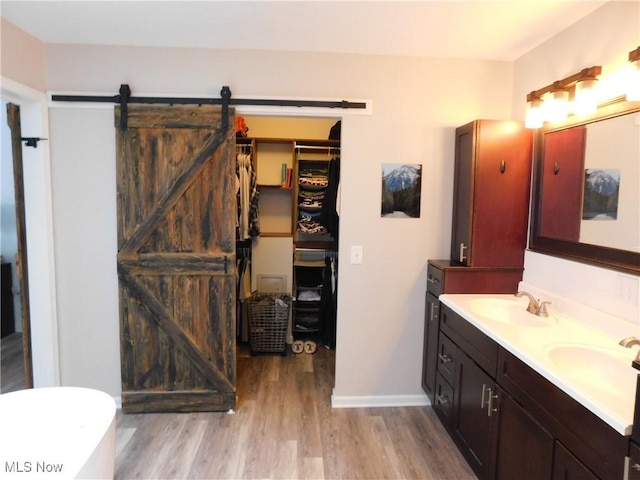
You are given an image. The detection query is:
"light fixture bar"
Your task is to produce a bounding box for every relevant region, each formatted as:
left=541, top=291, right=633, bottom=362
left=526, top=66, right=602, bottom=102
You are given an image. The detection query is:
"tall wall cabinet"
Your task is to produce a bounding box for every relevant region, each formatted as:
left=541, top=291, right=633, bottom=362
left=450, top=120, right=532, bottom=267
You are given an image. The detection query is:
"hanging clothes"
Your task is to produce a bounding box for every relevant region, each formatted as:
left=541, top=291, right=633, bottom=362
left=320, top=154, right=340, bottom=242
left=236, top=152, right=260, bottom=240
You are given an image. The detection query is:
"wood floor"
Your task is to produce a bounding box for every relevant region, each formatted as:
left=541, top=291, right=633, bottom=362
left=115, top=344, right=476, bottom=479
left=1, top=332, right=26, bottom=393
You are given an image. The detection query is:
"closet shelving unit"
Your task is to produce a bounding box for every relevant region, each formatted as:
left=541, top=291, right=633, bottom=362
left=236, top=137, right=339, bottom=239
left=293, top=140, right=339, bottom=247
left=291, top=140, right=339, bottom=340
left=292, top=249, right=325, bottom=337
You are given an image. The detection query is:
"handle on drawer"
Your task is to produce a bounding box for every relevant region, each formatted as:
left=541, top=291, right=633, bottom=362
left=427, top=275, right=440, bottom=285
left=459, top=243, right=467, bottom=263
left=438, top=353, right=452, bottom=364
left=633, top=463, right=640, bottom=472
left=436, top=394, right=449, bottom=406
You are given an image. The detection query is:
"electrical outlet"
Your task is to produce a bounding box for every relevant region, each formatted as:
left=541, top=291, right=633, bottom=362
left=350, top=245, right=363, bottom=264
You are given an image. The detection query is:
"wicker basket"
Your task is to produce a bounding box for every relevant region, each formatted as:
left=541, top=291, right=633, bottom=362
left=247, top=292, right=291, bottom=355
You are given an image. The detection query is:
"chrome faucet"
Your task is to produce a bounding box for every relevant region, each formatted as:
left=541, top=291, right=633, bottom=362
left=619, top=337, right=640, bottom=348
left=515, top=291, right=551, bottom=317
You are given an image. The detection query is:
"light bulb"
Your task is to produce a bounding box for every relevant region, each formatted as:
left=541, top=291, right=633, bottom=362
left=574, top=77, right=599, bottom=116
left=626, top=61, right=640, bottom=101
left=525, top=98, right=544, bottom=129
left=544, top=89, right=570, bottom=123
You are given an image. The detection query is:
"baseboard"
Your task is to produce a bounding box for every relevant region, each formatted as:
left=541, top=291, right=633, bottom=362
left=331, top=392, right=430, bottom=408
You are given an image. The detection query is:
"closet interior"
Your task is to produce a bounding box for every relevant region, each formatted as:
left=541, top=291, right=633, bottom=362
left=234, top=116, right=340, bottom=355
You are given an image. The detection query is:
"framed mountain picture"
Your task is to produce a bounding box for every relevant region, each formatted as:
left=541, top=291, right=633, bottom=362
left=381, top=163, right=422, bottom=218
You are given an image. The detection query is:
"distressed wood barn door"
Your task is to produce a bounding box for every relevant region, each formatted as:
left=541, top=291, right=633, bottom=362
left=116, top=105, right=236, bottom=413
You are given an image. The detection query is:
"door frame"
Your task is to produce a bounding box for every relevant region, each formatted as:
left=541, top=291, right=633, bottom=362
left=1, top=76, right=60, bottom=387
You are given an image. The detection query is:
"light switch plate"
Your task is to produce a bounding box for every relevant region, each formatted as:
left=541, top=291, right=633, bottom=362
left=350, top=245, right=364, bottom=264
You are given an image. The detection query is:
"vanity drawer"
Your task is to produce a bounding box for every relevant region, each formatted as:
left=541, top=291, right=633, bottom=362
left=437, top=332, right=457, bottom=385
left=433, top=372, right=454, bottom=429
left=427, top=263, right=444, bottom=297
left=440, top=303, right=498, bottom=378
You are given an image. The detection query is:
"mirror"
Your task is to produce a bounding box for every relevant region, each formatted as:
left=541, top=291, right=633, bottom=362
left=530, top=96, right=640, bottom=275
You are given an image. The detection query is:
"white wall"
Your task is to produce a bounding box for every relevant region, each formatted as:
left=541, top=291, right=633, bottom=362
left=46, top=46, right=514, bottom=400
left=48, top=108, right=120, bottom=392
left=512, top=1, right=640, bottom=326
left=1, top=18, right=47, bottom=92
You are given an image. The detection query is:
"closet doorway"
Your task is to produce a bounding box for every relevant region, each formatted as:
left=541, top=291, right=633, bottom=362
left=235, top=114, right=340, bottom=378
left=1, top=101, right=33, bottom=393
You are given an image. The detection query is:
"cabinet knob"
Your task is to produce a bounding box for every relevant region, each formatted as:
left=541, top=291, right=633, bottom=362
left=436, top=394, right=449, bottom=406
left=427, top=276, right=440, bottom=285
left=500, top=160, right=506, bottom=174
left=633, top=463, right=640, bottom=472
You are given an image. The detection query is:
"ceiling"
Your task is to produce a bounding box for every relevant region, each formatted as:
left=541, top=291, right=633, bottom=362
left=1, top=1, right=612, bottom=61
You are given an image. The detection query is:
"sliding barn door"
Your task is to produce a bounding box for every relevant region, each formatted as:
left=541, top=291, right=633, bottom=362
left=116, top=105, right=236, bottom=413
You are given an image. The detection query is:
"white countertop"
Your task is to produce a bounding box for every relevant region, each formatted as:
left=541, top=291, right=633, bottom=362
left=439, top=293, right=638, bottom=436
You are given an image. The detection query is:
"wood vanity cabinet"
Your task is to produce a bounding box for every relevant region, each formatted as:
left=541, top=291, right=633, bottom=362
left=450, top=120, right=532, bottom=268
left=432, top=303, right=626, bottom=480
left=422, top=260, right=523, bottom=401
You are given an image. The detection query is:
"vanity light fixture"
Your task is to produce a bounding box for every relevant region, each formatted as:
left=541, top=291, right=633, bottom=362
left=525, top=66, right=602, bottom=128
left=626, top=46, right=640, bottom=101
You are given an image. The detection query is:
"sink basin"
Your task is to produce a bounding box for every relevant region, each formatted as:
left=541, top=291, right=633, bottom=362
left=546, top=344, right=635, bottom=396
left=467, top=297, right=550, bottom=327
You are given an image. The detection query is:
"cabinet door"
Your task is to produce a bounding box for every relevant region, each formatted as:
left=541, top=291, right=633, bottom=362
left=552, top=441, right=598, bottom=480
left=422, top=292, right=440, bottom=400
left=495, top=390, right=553, bottom=480
left=451, top=120, right=532, bottom=268
left=451, top=122, right=474, bottom=265
left=454, top=349, right=499, bottom=480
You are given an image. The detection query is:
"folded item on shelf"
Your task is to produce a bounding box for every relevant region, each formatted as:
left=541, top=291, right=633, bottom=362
left=297, top=290, right=321, bottom=301
left=299, top=177, right=329, bottom=189
left=295, top=320, right=320, bottom=330
left=298, top=216, right=327, bottom=234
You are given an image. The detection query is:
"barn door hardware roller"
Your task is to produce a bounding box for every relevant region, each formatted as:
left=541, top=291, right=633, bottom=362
left=51, top=84, right=368, bottom=129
